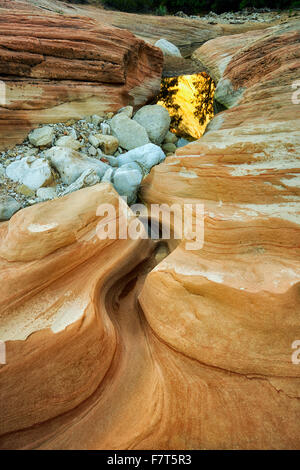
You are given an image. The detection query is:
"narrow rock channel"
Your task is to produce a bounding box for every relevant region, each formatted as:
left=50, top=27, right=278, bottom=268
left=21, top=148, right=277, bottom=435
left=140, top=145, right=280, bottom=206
left=0, top=0, right=299, bottom=451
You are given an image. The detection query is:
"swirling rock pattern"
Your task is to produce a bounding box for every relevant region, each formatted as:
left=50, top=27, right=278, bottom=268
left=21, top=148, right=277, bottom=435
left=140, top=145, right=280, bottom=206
left=0, top=10, right=163, bottom=150
left=0, top=6, right=299, bottom=450
left=140, top=20, right=300, bottom=448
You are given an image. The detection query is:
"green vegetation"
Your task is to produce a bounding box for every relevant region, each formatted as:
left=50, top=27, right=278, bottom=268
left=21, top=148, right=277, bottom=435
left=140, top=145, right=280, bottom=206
left=88, top=0, right=300, bottom=13
left=156, top=77, right=183, bottom=129
left=156, top=73, right=215, bottom=137
left=193, top=74, right=214, bottom=126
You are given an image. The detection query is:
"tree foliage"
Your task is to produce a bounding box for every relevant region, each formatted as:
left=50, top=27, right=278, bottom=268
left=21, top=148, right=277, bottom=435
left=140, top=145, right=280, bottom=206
left=97, top=0, right=300, bottom=13
left=156, top=77, right=183, bottom=129
left=193, top=73, right=214, bottom=125
left=156, top=73, right=215, bottom=137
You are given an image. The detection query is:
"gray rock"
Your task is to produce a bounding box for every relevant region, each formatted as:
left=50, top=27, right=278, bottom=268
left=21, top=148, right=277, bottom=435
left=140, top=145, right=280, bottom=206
left=60, top=168, right=100, bottom=196
left=104, top=155, right=119, bottom=167
left=175, top=11, right=189, bottom=18
left=6, top=157, right=53, bottom=190
left=0, top=164, right=5, bottom=182
left=91, top=114, right=103, bottom=126
left=113, top=163, right=143, bottom=204
left=88, top=134, right=119, bottom=155
left=154, top=39, right=182, bottom=58
left=24, top=148, right=39, bottom=157
left=47, top=147, right=108, bottom=184
left=37, top=187, right=57, bottom=201
left=162, top=142, right=177, bottom=154
left=101, top=167, right=114, bottom=183
left=28, top=126, right=54, bottom=147
left=163, top=131, right=178, bottom=144
left=100, top=122, right=111, bottom=135
left=105, top=143, right=165, bottom=175
left=110, top=113, right=149, bottom=151
left=69, top=128, right=77, bottom=140
left=88, top=134, right=100, bottom=148
left=133, top=105, right=171, bottom=145
left=117, top=106, right=133, bottom=118
left=88, top=145, right=97, bottom=156
left=55, top=135, right=81, bottom=150
left=0, top=195, right=21, bottom=220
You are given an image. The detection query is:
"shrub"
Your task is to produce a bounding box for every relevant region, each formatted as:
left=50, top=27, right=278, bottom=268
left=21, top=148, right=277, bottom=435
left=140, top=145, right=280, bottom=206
left=70, top=0, right=300, bottom=13
left=102, top=0, right=156, bottom=12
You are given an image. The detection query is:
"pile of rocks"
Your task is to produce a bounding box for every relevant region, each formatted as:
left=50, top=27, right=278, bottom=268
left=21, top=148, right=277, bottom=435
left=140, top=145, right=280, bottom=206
left=175, top=8, right=283, bottom=24
left=0, top=104, right=184, bottom=221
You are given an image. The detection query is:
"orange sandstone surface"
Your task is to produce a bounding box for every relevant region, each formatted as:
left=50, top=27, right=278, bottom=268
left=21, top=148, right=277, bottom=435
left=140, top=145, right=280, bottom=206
left=0, top=10, right=163, bottom=150
left=0, top=3, right=299, bottom=450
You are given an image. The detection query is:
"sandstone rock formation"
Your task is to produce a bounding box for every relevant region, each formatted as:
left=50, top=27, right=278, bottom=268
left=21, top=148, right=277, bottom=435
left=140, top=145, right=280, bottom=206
left=0, top=3, right=299, bottom=451
left=0, top=9, right=163, bottom=150
left=140, top=19, right=300, bottom=448
left=0, top=0, right=274, bottom=82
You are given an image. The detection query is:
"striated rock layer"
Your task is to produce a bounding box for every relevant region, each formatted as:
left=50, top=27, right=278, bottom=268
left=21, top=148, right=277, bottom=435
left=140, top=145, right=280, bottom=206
left=1, top=0, right=272, bottom=53
left=0, top=10, right=299, bottom=451
left=0, top=0, right=274, bottom=80
left=0, top=11, right=163, bottom=150
left=140, top=19, right=300, bottom=448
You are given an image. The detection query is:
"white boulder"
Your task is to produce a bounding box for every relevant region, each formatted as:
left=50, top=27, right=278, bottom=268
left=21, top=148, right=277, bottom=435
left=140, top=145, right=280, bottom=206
left=100, top=122, right=111, bottom=135
left=46, top=147, right=108, bottom=185
left=61, top=168, right=100, bottom=196
left=88, top=146, right=97, bottom=156
left=6, top=157, right=53, bottom=190
left=55, top=135, right=81, bottom=150
left=0, top=164, right=5, bottom=182
left=106, top=143, right=165, bottom=175
left=101, top=167, right=114, bottom=183
left=113, top=163, right=143, bottom=204
left=155, top=39, right=182, bottom=58
left=36, top=187, right=57, bottom=201
left=163, top=131, right=178, bottom=144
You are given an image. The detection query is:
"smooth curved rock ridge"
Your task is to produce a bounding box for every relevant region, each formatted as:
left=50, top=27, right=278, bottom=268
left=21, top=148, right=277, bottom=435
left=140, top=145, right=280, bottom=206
left=0, top=183, right=154, bottom=442
left=0, top=9, right=299, bottom=451
left=0, top=11, right=163, bottom=150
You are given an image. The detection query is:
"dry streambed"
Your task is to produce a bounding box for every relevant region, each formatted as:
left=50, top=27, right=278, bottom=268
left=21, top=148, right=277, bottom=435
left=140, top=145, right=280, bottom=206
left=0, top=104, right=190, bottom=220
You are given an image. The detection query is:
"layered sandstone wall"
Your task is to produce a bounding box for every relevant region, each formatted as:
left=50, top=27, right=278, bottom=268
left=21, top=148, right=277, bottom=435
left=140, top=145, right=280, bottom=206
left=0, top=0, right=272, bottom=55
left=0, top=10, right=163, bottom=150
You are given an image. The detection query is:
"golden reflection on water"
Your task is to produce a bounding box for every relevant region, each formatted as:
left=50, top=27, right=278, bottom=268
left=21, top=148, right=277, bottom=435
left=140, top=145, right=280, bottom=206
left=157, top=73, right=215, bottom=139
